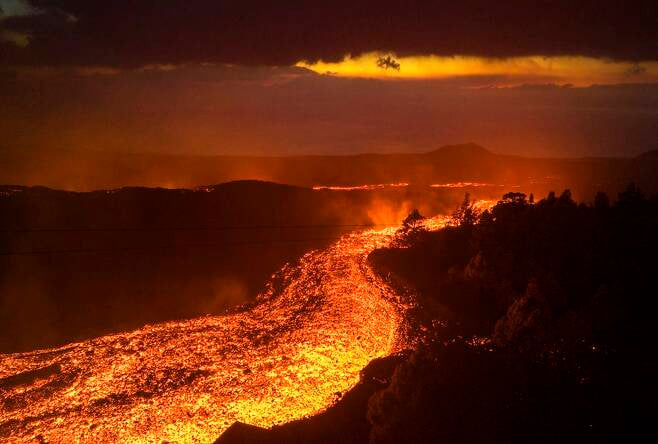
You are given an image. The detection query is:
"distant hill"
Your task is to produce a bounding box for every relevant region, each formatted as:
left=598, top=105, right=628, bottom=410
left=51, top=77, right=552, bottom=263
left=0, top=179, right=388, bottom=233
left=1, top=143, right=658, bottom=198
left=425, top=142, right=495, bottom=158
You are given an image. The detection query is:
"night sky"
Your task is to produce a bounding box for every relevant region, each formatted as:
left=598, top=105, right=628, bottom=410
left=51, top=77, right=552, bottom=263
left=1, top=0, right=657, bottom=160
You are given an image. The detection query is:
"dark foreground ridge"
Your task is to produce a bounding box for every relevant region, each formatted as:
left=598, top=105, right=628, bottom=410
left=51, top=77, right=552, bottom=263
left=365, top=187, right=658, bottom=443
left=215, top=354, right=408, bottom=444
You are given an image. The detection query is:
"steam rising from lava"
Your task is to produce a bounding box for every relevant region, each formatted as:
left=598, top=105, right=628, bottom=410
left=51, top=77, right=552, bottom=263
left=1, top=218, right=453, bottom=442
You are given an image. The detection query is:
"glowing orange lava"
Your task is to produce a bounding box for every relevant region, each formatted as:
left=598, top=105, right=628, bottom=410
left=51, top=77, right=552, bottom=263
left=312, top=183, right=409, bottom=191
left=0, top=217, right=454, bottom=443
left=430, top=182, right=498, bottom=188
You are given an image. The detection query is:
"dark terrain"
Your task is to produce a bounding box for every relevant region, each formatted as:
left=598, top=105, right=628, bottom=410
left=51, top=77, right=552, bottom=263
left=3, top=144, right=658, bottom=200
left=365, top=187, right=658, bottom=443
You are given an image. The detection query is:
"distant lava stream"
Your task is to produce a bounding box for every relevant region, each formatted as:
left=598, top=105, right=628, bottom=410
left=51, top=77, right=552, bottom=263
left=0, top=218, right=454, bottom=442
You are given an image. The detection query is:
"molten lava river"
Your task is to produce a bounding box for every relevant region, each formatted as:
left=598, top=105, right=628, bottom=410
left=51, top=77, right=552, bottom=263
left=0, top=218, right=449, bottom=443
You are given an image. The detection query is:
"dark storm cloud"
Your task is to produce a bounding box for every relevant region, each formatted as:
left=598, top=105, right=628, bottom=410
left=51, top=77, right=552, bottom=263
left=1, top=6, right=74, bottom=33
left=1, top=0, right=657, bottom=67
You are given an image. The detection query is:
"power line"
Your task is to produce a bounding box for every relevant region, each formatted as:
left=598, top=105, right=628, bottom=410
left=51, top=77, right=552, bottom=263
left=0, top=235, right=365, bottom=257
left=0, top=223, right=398, bottom=234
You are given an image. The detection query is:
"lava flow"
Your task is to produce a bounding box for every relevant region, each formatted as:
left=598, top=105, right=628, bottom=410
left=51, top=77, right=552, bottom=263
left=312, top=183, right=409, bottom=191
left=0, top=218, right=449, bottom=443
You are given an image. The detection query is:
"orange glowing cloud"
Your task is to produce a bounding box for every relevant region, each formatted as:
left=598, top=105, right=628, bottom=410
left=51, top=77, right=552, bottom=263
left=297, top=53, right=658, bottom=86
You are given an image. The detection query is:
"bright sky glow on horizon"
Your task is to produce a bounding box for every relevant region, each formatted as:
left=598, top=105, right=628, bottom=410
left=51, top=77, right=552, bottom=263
left=297, top=53, right=658, bottom=86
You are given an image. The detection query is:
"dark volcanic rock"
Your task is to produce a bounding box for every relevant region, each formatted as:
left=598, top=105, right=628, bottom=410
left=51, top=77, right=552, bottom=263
left=214, top=422, right=270, bottom=444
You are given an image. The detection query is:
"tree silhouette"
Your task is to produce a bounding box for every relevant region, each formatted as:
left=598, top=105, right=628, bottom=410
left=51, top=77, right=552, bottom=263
left=452, top=193, right=480, bottom=226
left=395, top=209, right=426, bottom=246
left=594, top=191, right=610, bottom=210
left=376, top=55, right=401, bottom=71
left=402, top=209, right=425, bottom=230
left=618, top=182, right=645, bottom=206
left=501, top=192, right=527, bottom=205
